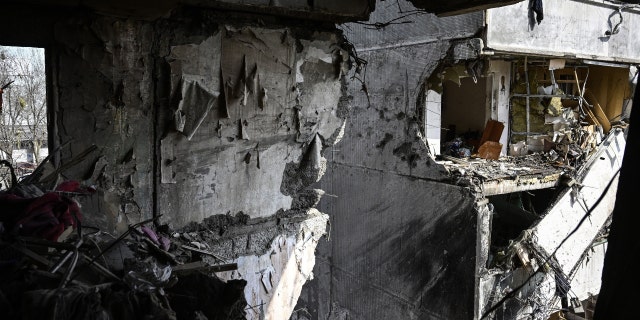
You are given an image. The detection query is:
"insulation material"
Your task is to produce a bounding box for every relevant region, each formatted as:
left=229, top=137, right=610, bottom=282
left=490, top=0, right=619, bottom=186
left=511, top=67, right=553, bottom=142
left=584, top=66, right=632, bottom=123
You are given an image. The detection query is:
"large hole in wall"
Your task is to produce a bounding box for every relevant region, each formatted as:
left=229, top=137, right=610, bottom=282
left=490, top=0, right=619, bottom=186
left=508, top=60, right=636, bottom=158
left=0, top=46, right=47, bottom=190
left=422, top=64, right=492, bottom=157
left=423, top=58, right=637, bottom=161
left=440, top=75, right=490, bottom=157
left=486, top=188, right=560, bottom=269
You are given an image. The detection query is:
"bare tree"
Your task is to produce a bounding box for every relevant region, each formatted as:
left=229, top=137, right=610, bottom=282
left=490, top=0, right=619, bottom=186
left=0, top=46, right=47, bottom=180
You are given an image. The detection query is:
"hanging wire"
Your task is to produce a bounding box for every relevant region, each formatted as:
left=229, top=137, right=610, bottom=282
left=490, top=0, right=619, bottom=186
left=481, top=167, right=621, bottom=319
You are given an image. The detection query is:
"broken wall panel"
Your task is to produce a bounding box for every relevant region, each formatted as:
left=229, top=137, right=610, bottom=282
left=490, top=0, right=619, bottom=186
left=295, top=37, right=348, bottom=143
left=53, top=17, right=156, bottom=234
left=295, top=2, right=488, bottom=318
left=570, top=242, right=606, bottom=303
left=159, top=25, right=348, bottom=227
left=217, top=210, right=329, bottom=320
left=532, top=129, right=625, bottom=276
left=329, top=0, right=483, bottom=179
left=331, top=42, right=452, bottom=180
left=485, top=0, right=640, bottom=64
left=476, top=129, right=626, bottom=319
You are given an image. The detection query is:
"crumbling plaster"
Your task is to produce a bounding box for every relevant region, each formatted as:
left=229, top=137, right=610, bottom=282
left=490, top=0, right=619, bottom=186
left=27, top=6, right=357, bottom=320
left=158, top=24, right=348, bottom=228
left=45, top=10, right=349, bottom=233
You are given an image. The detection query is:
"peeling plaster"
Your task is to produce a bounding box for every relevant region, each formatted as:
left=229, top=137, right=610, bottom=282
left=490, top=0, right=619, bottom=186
left=42, top=10, right=349, bottom=320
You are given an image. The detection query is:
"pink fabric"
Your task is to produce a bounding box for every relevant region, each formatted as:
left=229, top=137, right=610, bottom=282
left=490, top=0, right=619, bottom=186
left=0, top=183, right=82, bottom=241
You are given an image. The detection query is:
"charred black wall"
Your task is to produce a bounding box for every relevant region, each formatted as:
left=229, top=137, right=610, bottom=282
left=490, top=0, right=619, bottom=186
left=294, top=1, right=485, bottom=319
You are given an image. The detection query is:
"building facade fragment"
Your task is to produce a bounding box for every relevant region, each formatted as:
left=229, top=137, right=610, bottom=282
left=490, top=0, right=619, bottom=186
left=297, top=0, right=637, bottom=319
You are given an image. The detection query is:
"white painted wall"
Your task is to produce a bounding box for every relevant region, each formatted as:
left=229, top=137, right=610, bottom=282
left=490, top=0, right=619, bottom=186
left=488, top=60, right=511, bottom=155
left=486, top=0, right=640, bottom=64
left=425, top=89, right=442, bottom=155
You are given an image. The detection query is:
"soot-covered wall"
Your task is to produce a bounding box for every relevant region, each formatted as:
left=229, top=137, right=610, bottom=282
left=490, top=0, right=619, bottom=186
left=294, top=1, right=486, bottom=319
left=12, top=7, right=358, bottom=319
left=45, top=9, right=350, bottom=237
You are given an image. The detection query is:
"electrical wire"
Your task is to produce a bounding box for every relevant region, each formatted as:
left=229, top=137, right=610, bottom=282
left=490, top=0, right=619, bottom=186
left=481, top=167, right=621, bottom=319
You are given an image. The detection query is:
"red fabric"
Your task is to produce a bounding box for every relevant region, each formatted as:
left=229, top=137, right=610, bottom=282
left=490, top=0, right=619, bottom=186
left=0, top=191, right=82, bottom=242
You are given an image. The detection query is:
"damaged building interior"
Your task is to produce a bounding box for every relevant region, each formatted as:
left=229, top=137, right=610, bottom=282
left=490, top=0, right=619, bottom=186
left=0, top=0, right=639, bottom=319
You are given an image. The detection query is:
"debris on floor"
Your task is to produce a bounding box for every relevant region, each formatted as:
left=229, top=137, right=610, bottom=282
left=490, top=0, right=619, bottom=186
left=437, top=115, right=628, bottom=195
left=0, top=157, right=247, bottom=320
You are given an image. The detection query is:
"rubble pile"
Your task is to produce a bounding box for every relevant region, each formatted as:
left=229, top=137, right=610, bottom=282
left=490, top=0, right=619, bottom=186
left=0, top=160, right=247, bottom=320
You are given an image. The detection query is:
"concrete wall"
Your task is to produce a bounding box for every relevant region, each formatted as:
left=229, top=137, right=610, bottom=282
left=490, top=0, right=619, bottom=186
left=485, top=0, right=640, bottom=64
left=51, top=17, right=156, bottom=234
left=38, top=10, right=350, bottom=236
left=0, top=4, right=365, bottom=320
left=294, top=1, right=487, bottom=319
left=157, top=25, right=348, bottom=228
left=533, top=129, right=625, bottom=276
